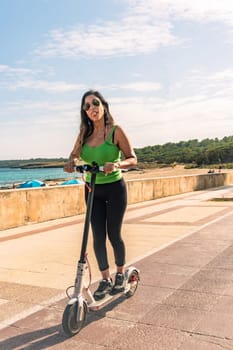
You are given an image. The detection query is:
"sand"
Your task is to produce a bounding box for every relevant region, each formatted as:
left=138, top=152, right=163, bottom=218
left=122, top=165, right=228, bottom=181
left=2, top=165, right=230, bottom=189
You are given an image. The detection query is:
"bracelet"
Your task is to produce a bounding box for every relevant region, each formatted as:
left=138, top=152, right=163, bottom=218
left=115, top=161, right=121, bottom=169
left=68, top=158, right=78, bottom=165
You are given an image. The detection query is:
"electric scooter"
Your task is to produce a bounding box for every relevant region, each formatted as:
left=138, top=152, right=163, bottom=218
left=62, top=162, right=140, bottom=337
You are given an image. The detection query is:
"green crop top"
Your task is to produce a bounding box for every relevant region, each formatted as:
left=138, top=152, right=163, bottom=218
left=80, top=125, right=122, bottom=184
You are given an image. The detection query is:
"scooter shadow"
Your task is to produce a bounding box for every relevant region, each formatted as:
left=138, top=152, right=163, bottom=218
left=0, top=325, right=64, bottom=350
left=0, top=295, right=126, bottom=349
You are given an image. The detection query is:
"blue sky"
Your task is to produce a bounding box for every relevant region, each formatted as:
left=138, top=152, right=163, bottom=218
left=1, top=0, right=233, bottom=160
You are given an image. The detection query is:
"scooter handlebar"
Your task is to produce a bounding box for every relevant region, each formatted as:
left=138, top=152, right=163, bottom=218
left=75, top=162, right=104, bottom=174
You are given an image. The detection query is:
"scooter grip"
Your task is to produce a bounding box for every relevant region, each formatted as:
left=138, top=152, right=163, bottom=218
left=75, top=165, right=85, bottom=173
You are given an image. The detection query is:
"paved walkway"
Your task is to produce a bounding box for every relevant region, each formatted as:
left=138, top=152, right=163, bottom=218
left=1, top=185, right=233, bottom=349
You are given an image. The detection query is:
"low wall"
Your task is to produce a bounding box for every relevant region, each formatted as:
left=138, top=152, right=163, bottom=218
left=1, top=172, right=233, bottom=231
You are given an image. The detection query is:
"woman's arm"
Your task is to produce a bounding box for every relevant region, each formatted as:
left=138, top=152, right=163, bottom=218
left=103, top=126, right=137, bottom=174
left=114, top=125, right=137, bottom=169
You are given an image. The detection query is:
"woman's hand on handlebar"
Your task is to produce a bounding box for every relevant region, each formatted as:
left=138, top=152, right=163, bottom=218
left=64, top=161, right=119, bottom=174
left=64, top=161, right=75, bottom=173
left=103, top=162, right=120, bottom=175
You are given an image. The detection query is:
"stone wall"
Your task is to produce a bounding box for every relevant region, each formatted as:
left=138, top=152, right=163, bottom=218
left=1, top=172, right=233, bottom=231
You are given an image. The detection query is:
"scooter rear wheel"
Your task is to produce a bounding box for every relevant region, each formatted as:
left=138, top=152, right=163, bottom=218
left=125, top=269, right=139, bottom=298
left=62, top=301, right=87, bottom=337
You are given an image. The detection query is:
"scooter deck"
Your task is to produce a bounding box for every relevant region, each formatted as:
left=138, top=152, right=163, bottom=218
left=88, top=291, right=125, bottom=311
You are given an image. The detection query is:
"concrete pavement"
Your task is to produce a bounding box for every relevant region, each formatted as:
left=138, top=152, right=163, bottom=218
left=1, top=185, right=233, bottom=349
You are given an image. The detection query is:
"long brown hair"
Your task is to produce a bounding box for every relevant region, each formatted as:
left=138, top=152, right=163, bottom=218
left=70, top=90, right=115, bottom=160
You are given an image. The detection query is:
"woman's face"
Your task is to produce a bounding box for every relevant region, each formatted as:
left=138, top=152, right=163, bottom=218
left=83, top=94, right=105, bottom=123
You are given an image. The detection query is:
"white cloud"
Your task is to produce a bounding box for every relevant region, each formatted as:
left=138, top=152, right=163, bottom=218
left=34, top=20, right=178, bottom=58
left=0, top=63, right=162, bottom=93
left=33, top=0, right=233, bottom=59
left=0, top=64, right=32, bottom=75
left=12, top=79, right=85, bottom=93
left=105, top=81, right=162, bottom=92
left=120, top=82, right=162, bottom=92
left=34, top=1, right=182, bottom=59
left=0, top=63, right=85, bottom=93
left=109, top=67, right=233, bottom=146
left=0, top=100, right=79, bottom=129
left=2, top=65, right=233, bottom=155
left=112, top=93, right=233, bottom=147
left=172, top=0, right=233, bottom=25
left=172, top=68, right=233, bottom=98
left=130, top=0, right=233, bottom=25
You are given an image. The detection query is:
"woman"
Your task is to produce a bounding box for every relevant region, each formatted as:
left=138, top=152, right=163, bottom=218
left=64, top=90, right=137, bottom=300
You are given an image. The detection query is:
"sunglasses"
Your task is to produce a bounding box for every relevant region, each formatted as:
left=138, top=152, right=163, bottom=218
left=83, top=98, right=100, bottom=111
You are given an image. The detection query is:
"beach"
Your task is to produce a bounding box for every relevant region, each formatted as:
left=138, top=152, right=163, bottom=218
left=43, top=165, right=232, bottom=187
left=122, top=165, right=229, bottom=180
left=0, top=165, right=231, bottom=190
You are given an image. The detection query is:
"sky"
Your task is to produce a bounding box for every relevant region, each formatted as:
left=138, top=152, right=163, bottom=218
left=1, top=0, right=233, bottom=160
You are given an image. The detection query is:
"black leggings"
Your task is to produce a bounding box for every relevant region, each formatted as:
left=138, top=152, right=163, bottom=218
left=85, top=178, right=127, bottom=271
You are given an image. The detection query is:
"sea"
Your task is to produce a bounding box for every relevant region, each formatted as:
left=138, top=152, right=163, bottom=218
left=0, top=167, right=79, bottom=188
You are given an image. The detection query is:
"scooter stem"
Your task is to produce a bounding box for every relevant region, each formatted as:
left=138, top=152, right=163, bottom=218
left=79, top=172, right=96, bottom=263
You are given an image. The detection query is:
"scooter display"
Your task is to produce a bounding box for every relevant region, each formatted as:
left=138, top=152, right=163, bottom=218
left=62, top=162, right=140, bottom=337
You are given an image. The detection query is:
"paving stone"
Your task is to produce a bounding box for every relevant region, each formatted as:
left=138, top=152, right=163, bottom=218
left=1, top=187, right=233, bottom=349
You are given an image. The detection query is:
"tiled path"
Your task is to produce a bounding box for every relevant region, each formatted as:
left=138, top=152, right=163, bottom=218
left=1, top=185, right=233, bottom=349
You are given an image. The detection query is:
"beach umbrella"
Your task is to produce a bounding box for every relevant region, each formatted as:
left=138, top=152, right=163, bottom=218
left=19, top=180, right=46, bottom=188
left=61, top=179, right=83, bottom=185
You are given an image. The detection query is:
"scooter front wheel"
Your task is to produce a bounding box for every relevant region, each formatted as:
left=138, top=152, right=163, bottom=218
left=125, top=269, right=139, bottom=298
left=62, top=300, right=87, bottom=337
